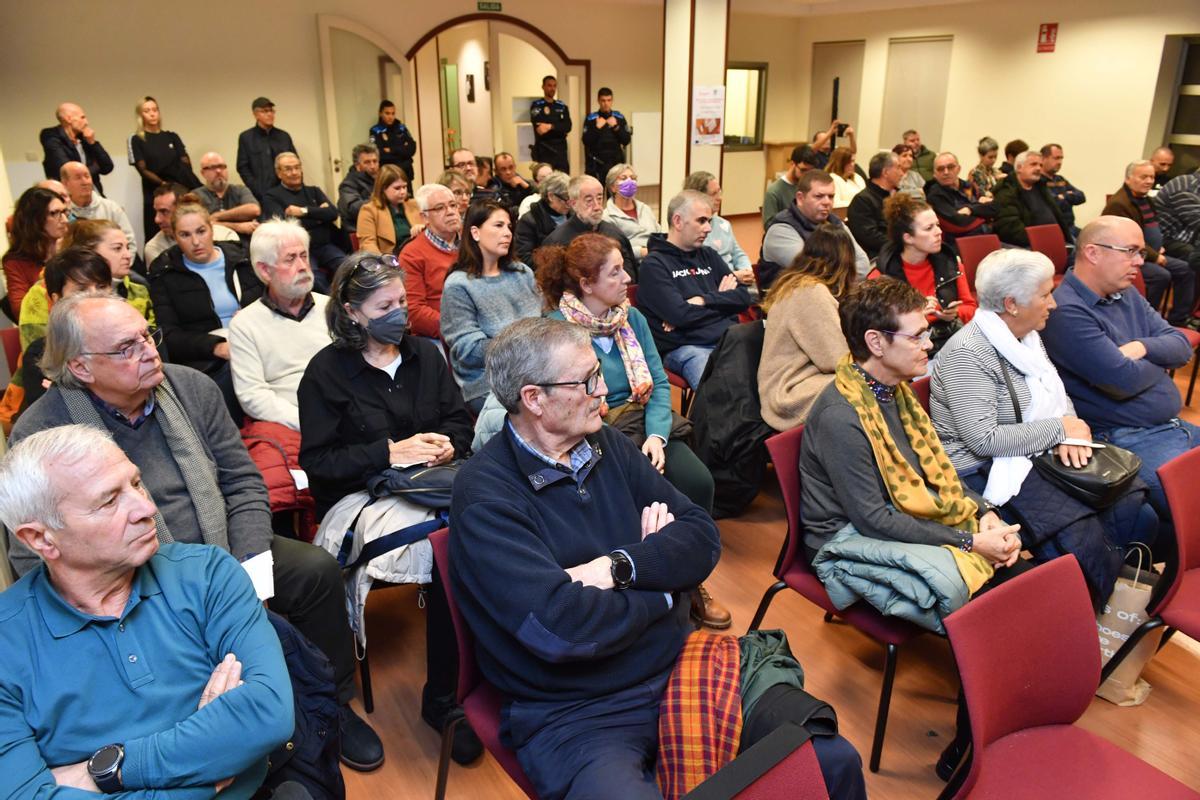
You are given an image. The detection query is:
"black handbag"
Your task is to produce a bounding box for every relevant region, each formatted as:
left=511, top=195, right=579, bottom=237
left=998, top=360, right=1141, bottom=508
left=364, top=461, right=463, bottom=509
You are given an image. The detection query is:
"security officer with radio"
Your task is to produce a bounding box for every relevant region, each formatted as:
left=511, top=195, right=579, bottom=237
left=530, top=75, right=571, bottom=174
left=582, top=87, right=631, bottom=183
left=369, top=99, right=417, bottom=183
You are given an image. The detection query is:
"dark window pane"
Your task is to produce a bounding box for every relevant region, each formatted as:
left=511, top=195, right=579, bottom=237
left=1171, top=94, right=1200, bottom=135
left=1182, top=42, right=1200, bottom=85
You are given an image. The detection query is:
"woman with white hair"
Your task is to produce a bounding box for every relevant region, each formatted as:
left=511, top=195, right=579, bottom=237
left=929, top=248, right=1157, bottom=605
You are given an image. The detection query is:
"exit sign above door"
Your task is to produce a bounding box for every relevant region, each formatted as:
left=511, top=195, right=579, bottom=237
left=478, top=1, right=502, bottom=10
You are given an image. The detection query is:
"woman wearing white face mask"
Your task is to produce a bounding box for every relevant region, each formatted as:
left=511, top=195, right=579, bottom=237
left=601, top=163, right=661, bottom=260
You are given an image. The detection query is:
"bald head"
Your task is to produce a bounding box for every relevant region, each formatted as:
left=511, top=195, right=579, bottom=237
left=198, top=152, right=229, bottom=192
left=1075, top=216, right=1145, bottom=297
left=1150, top=147, right=1174, bottom=177
left=932, top=152, right=961, bottom=187
left=55, top=103, right=88, bottom=137
left=36, top=179, right=69, bottom=205
left=59, top=162, right=93, bottom=206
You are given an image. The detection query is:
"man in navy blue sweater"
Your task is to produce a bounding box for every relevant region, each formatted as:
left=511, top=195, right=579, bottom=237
left=636, top=191, right=752, bottom=389
left=449, top=318, right=864, bottom=800
left=1043, top=216, right=1198, bottom=525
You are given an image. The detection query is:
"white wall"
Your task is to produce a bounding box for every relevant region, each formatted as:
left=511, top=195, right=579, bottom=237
left=437, top=21, right=494, bottom=158
left=724, top=0, right=1200, bottom=221
left=495, top=32, right=556, bottom=168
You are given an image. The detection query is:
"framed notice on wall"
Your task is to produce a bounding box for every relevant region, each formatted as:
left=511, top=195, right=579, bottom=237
left=692, top=86, right=725, bottom=145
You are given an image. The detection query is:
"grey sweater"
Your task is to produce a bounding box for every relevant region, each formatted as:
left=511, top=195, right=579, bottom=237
left=9, top=364, right=271, bottom=575
left=798, top=381, right=986, bottom=556
left=439, top=265, right=543, bottom=402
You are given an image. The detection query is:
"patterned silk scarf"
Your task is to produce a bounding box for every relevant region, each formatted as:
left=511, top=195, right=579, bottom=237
left=558, top=291, right=654, bottom=404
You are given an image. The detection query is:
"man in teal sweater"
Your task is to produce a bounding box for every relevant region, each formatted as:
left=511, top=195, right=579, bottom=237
left=0, top=425, right=293, bottom=799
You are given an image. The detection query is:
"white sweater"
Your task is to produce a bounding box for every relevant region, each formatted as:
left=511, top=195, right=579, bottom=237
left=228, top=293, right=331, bottom=429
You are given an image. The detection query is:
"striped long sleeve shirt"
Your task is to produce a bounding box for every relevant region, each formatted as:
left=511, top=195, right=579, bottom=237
left=1156, top=172, right=1200, bottom=246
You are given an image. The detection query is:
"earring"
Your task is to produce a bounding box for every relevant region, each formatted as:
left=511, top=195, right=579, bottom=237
left=1010, top=309, right=1018, bottom=316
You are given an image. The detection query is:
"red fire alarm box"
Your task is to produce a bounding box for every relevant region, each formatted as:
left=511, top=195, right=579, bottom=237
left=1038, top=23, right=1058, bottom=53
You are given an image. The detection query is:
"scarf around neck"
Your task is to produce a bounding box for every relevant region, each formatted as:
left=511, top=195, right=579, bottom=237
left=558, top=291, right=653, bottom=404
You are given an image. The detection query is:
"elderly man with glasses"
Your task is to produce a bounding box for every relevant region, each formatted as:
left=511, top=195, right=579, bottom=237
left=1043, top=216, right=1199, bottom=530
left=194, top=151, right=262, bottom=235
left=541, top=174, right=638, bottom=279
left=399, top=183, right=463, bottom=342
left=9, top=291, right=385, bottom=772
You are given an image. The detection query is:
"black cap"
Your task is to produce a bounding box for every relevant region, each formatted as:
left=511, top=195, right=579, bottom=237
left=251, top=96, right=275, bottom=110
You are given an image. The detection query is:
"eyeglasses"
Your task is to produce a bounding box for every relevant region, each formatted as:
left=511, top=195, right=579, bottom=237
left=878, top=328, right=933, bottom=344
left=1092, top=242, right=1142, bottom=258
left=425, top=201, right=460, bottom=215
left=538, top=362, right=603, bottom=395
left=451, top=161, right=475, bottom=170
left=82, top=328, right=164, bottom=360
left=201, top=163, right=228, bottom=171
left=47, top=209, right=69, bottom=218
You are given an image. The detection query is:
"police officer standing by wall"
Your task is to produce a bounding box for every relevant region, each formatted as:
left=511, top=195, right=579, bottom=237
left=582, top=87, right=631, bottom=183
left=370, top=99, right=417, bottom=184
left=530, top=76, right=571, bottom=173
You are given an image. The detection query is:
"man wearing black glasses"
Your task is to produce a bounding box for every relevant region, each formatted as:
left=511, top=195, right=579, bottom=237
left=11, top=292, right=385, bottom=773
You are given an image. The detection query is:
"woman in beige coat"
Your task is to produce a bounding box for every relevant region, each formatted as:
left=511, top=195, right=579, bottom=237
left=357, top=164, right=422, bottom=254
left=757, top=223, right=857, bottom=431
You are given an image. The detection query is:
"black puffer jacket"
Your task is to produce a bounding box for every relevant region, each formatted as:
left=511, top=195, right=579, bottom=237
left=148, top=241, right=262, bottom=370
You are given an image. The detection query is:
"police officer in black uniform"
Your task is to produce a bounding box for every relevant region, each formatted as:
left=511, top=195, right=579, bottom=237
left=369, top=99, right=417, bottom=183
left=529, top=76, right=571, bottom=174
left=582, top=87, right=631, bottom=183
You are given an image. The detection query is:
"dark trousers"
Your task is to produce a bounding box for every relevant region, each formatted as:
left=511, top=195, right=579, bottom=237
left=503, top=670, right=865, bottom=800
left=663, top=440, right=715, bottom=515
left=1141, top=255, right=1195, bottom=325
left=424, top=551, right=460, bottom=700
left=269, top=534, right=357, bottom=704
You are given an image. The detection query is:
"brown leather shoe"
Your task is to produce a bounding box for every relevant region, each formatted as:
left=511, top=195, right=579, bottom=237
left=690, top=583, right=732, bottom=629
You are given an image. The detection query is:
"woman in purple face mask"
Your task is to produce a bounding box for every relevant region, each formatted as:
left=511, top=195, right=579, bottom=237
left=601, top=163, right=661, bottom=261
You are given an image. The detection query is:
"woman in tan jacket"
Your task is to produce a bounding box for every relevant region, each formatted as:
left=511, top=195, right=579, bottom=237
left=356, top=164, right=422, bottom=253
left=757, top=223, right=856, bottom=431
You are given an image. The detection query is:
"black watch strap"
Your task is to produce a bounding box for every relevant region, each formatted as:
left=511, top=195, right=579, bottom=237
left=88, top=743, right=124, bottom=793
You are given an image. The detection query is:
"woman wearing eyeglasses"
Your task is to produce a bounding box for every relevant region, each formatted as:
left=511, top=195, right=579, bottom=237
left=929, top=248, right=1157, bottom=605
left=147, top=202, right=261, bottom=421
left=296, top=252, right=479, bottom=764
left=440, top=200, right=543, bottom=415
left=3, top=187, right=70, bottom=319
left=876, top=193, right=975, bottom=359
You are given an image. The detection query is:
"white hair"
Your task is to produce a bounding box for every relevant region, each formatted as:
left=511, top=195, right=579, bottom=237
left=1125, top=160, right=1152, bottom=180
left=249, top=218, right=310, bottom=282
left=0, top=425, right=118, bottom=532
left=974, top=249, right=1055, bottom=312
left=1013, top=151, right=1040, bottom=171
left=415, top=183, right=453, bottom=212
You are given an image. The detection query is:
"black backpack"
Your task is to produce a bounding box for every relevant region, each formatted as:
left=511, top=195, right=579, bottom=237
left=263, top=612, right=346, bottom=800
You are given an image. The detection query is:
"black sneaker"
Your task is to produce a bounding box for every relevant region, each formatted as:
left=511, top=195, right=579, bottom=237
left=422, top=688, right=483, bottom=765
left=338, top=704, right=385, bottom=771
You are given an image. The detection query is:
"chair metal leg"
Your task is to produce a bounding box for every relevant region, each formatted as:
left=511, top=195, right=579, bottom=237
left=359, top=647, right=374, bottom=714
left=823, top=611, right=834, bottom=623
left=869, top=643, right=900, bottom=773
left=746, top=581, right=786, bottom=632
left=434, top=712, right=464, bottom=800
left=935, top=743, right=974, bottom=800
left=1187, top=354, right=1200, bottom=405
left=1158, top=626, right=1177, bottom=652
left=1099, top=618, right=1163, bottom=683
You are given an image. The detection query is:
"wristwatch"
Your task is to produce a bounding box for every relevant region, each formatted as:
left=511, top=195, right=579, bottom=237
left=88, top=743, right=124, bottom=793
left=609, top=551, right=634, bottom=589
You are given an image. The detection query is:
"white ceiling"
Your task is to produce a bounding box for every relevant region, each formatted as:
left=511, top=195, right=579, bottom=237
left=732, top=0, right=982, bottom=17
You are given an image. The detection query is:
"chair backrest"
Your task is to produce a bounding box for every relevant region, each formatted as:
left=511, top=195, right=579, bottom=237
left=1156, top=447, right=1200, bottom=609
left=732, top=740, right=830, bottom=800
left=627, top=283, right=638, bottom=307
left=956, top=234, right=1001, bottom=291
left=0, top=327, right=18, bottom=376
left=1026, top=224, right=1068, bottom=273
left=763, top=427, right=811, bottom=580
left=429, top=528, right=480, bottom=703
left=910, top=376, right=930, bottom=413
left=1130, top=268, right=1147, bottom=297
left=945, top=556, right=1098, bottom=786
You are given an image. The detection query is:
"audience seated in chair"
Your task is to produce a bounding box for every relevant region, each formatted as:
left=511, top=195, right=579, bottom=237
left=847, top=151, right=902, bottom=260
left=449, top=316, right=866, bottom=800
left=930, top=248, right=1158, bottom=605
left=636, top=190, right=752, bottom=389
left=1102, top=160, right=1195, bottom=326
left=601, top=163, right=661, bottom=262
left=440, top=200, right=543, bottom=415
left=925, top=151, right=995, bottom=246
left=967, top=136, right=1003, bottom=199
left=194, top=151, right=262, bottom=241
left=534, top=232, right=727, bottom=629
left=683, top=170, right=756, bottom=288
left=398, top=183, right=460, bottom=341
left=358, top=165, right=420, bottom=255
left=261, top=152, right=347, bottom=280
left=763, top=144, right=821, bottom=230
left=758, top=223, right=854, bottom=432
left=1145, top=165, right=1200, bottom=297
left=514, top=169, right=570, bottom=264
left=1039, top=143, right=1086, bottom=238
left=336, top=143, right=379, bottom=234
left=1042, top=215, right=1199, bottom=541
left=144, top=182, right=240, bottom=265
left=3, top=187, right=70, bottom=316
left=541, top=175, right=639, bottom=279
left=296, top=252, right=477, bottom=766
left=892, top=144, right=925, bottom=201
left=60, top=160, right=136, bottom=250
left=760, top=169, right=869, bottom=291
left=991, top=150, right=1072, bottom=248
left=0, top=425, right=296, bottom=799
left=9, top=292, right=383, bottom=772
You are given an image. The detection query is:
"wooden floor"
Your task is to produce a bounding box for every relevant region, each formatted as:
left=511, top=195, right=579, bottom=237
left=343, top=216, right=1200, bottom=797
left=341, top=370, right=1200, bottom=799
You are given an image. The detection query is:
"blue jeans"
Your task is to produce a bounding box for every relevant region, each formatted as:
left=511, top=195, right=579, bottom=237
left=663, top=345, right=714, bottom=390
left=1096, top=418, right=1200, bottom=523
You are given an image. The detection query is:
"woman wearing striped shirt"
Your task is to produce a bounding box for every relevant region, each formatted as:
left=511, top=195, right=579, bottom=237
left=929, top=249, right=1157, bottom=604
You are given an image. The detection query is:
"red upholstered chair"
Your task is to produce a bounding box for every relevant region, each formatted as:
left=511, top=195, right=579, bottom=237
left=733, top=742, right=829, bottom=800
left=943, top=556, right=1199, bottom=799
left=955, top=235, right=1001, bottom=293
left=1025, top=224, right=1069, bottom=276
left=431, top=528, right=538, bottom=800
left=750, top=426, right=925, bottom=772
left=0, top=327, right=19, bottom=377
left=349, top=232, right=360, bottom=251
left=910, top=376, right=931, bottom=413
left=1106, top=446, right=1200, bottom=681
left=1128, top=272, right=1200, bottom=404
